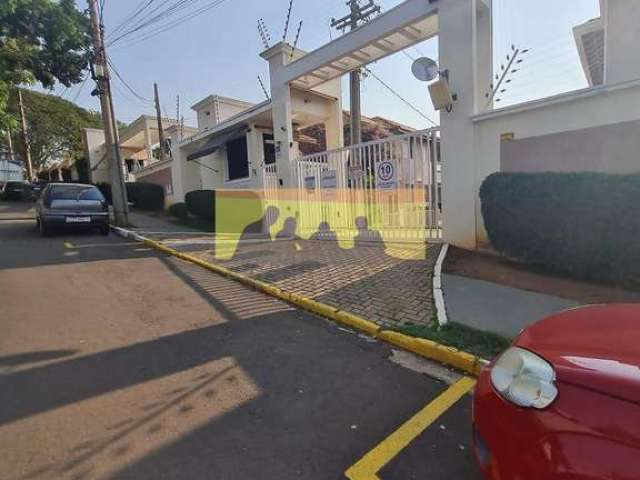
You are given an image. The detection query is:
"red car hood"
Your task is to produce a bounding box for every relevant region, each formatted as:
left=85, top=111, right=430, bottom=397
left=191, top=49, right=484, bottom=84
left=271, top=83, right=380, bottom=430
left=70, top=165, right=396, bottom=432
left=515, top=304, right=640, bottom=404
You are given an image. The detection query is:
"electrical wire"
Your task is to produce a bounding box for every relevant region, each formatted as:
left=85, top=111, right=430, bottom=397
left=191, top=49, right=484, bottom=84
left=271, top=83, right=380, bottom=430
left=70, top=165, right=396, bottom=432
left=110, top=0, right=212, bottom=46
left=122, top=1, right=230, bottom=48
left=109, top=0, right=231, bottom=49
left=106, top=56, right=154, bottom=104
left=71, top=74, right=90, bottom=104
left=108, top=0, right=197, bottom=45
left=115, top=0, right=200, bottom=40
left=108, top=0, right=158, bottom=40
left=363, top=66, right=437, bottom=126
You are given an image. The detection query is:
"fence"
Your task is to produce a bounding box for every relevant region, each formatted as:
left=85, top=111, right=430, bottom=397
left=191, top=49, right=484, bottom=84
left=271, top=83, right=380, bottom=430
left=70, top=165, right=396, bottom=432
left=291, top=129, right=441, bottom=242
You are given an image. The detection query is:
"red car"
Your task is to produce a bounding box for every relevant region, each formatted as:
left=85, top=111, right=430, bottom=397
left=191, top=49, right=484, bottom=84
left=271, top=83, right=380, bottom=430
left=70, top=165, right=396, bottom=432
left=473, top=304, right=640, bottom=480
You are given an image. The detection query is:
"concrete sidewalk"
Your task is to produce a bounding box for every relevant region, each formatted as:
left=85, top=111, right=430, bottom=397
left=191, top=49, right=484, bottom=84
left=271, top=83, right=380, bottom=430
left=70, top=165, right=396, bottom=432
left=126, top=209, right=205, bottom=236
left=442, top=273, right=580, bottom=338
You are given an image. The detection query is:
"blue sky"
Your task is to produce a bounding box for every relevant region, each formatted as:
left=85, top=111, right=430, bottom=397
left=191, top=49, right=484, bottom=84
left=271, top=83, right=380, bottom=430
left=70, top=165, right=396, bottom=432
left=59, top=0, right=600, bottom=129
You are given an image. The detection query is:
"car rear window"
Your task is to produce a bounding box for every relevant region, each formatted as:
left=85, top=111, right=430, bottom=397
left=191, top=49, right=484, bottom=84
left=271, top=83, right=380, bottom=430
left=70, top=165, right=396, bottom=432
left=48, top=186, right=104, bottom=201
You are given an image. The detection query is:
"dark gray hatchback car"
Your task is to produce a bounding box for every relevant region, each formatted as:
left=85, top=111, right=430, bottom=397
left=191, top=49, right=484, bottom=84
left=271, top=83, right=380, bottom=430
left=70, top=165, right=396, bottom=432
left=36, top=183, right=110, bottom=236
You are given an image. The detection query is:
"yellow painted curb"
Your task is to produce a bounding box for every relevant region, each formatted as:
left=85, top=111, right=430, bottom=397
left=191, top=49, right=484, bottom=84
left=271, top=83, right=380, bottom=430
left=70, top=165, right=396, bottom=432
left=377, top=331, right=484, bottom=377
left=131, top=232, right=485, bottom=377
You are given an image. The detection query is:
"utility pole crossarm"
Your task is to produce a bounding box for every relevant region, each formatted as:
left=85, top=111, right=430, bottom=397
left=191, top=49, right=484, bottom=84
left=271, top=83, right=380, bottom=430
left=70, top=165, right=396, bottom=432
left=330, top=0, right=380, bottom=30
left=331, top=0, right=380, bottom=146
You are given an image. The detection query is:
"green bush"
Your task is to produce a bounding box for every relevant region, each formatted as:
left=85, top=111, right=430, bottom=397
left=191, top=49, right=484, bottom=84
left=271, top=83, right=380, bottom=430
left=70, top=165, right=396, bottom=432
left=125, top=182, right=164, bottom=210
left=480, top=172, right=640, bottom=287
left=185, top=190, right=215, bottom=221
left=169, top=202, right=189, bottom=221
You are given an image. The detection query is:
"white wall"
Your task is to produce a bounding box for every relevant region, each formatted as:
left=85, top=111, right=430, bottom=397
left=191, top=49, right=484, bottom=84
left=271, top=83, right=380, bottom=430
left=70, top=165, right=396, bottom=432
left=438, top=0, right=640, bottom=250
left=604, top=0, right=640, bottom=85
left=471, top=80, right=640, bottom=248
left=192, top=96, right=255, bottom=132
left=82, top=128, right=110, bottom=184
left=438, top=0, right=493, bottom=249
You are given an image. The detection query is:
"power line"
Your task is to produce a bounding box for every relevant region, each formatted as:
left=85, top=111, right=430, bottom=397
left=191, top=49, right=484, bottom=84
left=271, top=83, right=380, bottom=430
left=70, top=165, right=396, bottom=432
left=71, top=74, right=90, bottom=104
left=363, top=66, right=437, bottom=126
left=109, top=0, right=195, bottom=45
left=106, top=56, right=154, bottom=105
left=110, top=0, right=232, bottom=49
left=110, top=0, right=213, bottom=46
left=108, top=0, right=158, bottom=39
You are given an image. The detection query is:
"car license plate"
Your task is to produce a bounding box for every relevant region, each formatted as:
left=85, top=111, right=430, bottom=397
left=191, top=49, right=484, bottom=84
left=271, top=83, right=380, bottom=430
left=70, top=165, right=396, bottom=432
left=66, top=216, right=91, bottom=223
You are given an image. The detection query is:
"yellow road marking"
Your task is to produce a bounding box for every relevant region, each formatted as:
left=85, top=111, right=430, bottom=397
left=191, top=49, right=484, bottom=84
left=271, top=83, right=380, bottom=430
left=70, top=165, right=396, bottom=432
left=345, top=376, right=476, bottom=480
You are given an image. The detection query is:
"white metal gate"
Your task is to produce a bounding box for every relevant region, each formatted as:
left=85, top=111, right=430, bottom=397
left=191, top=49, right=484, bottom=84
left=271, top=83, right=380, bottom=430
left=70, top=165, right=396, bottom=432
left=290, top=128, right=441, bottom=242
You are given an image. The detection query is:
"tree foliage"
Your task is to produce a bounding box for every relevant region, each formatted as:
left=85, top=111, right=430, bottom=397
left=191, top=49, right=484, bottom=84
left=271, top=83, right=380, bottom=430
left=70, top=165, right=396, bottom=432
left=0, top=0, right=91, bottom=132
left=8, top=88, right=102, bottom=168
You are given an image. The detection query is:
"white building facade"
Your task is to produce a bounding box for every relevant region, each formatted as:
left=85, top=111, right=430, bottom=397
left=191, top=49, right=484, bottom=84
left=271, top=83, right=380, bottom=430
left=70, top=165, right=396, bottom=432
left=258, top=0, right=640, bottom=250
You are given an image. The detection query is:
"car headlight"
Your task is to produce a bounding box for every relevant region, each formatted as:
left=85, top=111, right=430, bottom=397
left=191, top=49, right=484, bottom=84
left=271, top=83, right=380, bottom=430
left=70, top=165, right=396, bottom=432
left=490, top=347, right=558, bottom=409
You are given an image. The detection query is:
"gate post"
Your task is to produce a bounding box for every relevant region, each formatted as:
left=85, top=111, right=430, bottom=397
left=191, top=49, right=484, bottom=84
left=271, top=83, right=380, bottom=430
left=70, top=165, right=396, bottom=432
left=438, top=0, right=493, bottom=250
left=261, top=43, right=296, bottom=189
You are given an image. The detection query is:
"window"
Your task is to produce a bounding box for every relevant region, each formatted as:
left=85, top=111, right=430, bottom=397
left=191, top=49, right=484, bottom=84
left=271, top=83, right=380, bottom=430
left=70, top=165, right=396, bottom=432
left=47, top=185, right=104, bottom=201
left=226, top=136, right=249, bottom=181
left=125, top=159, right=134, bottom=173
left=263, top=133, right=276, bottom=165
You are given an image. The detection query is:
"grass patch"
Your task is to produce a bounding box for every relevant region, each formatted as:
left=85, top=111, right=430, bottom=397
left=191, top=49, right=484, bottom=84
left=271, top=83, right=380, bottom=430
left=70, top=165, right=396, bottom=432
left=397, top=320, right=511, bottom=359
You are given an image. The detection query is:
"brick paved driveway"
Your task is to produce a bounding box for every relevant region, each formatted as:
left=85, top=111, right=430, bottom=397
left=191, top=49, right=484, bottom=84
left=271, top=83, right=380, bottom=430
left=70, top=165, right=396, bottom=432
left=168, top=237, right=441, bottom=329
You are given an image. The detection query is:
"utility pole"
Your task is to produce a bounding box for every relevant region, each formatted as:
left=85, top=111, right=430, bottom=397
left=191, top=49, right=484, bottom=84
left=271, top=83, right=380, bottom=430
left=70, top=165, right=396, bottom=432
left=153, top=83, right=166, bottom=162
left=17, top=89, right=34, bottom=181
left=331, top=0, right=380, bottom=146
left=5, top=129, right=14, bottom=162
left=87, top=0, right=129, bottom=226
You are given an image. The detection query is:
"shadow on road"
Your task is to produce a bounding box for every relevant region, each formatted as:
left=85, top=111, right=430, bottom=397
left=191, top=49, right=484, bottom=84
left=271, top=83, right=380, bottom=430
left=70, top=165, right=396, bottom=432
left=0, top=350, right=78, bottom=367
left=2, top=257, right=446, bottom=480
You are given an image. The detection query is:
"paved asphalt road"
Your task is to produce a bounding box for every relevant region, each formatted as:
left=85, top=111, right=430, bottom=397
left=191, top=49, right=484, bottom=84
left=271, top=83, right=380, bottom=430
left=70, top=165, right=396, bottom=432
left=0, top=201, right=483, bottom=480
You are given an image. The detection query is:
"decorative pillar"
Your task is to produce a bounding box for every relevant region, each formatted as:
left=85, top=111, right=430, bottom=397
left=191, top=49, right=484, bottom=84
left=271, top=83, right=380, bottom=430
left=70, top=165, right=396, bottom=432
left=261, top=43, right=296, bottom=188
left=438, top=0, right=493, bottom=249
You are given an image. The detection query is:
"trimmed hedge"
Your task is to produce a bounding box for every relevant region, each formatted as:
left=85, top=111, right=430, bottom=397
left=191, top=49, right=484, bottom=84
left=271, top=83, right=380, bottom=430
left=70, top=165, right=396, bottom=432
left=94, top=182, right=164, bottom=210
left=480, top=172, right=640, bottom=287
left=185, top=190, right=215, bottom=221
left=169, top=202, right=189, bottom=221
left=125, top=182, right=164, bottom=210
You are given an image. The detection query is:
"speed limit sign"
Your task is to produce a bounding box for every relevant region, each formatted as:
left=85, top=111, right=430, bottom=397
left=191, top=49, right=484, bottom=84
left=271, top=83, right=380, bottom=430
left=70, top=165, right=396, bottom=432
left=376, top=160, right=396, bottom=190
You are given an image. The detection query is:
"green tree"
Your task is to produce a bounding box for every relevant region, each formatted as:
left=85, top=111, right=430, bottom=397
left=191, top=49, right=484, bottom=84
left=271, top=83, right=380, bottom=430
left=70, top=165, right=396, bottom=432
left=8, top=88, right=102, bottom=169
left=0, top=0, right=91, bottom=133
